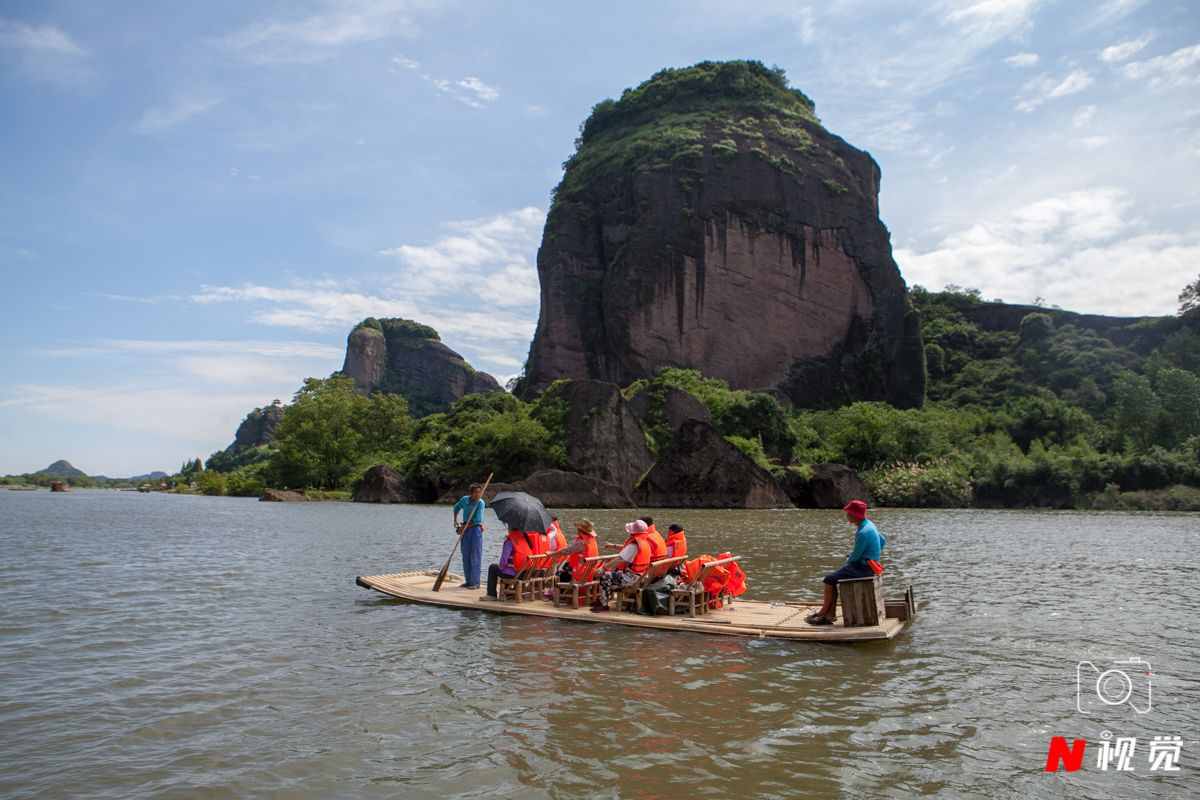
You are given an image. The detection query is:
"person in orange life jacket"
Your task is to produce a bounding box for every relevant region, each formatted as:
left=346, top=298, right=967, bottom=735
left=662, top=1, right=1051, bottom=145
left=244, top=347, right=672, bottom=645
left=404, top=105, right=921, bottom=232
left=487, top=525, right=534, bottom=598
left=665, top=524, right=687, bottom=558
left=546, top=515, right=568, bottom=552
left=554, top=519, right=600, bottom=583
left=805, top=500, right=886, bottom=625
left=592, top=519, right=653, bottom=612
left=639, top=516, right=668, bottom=560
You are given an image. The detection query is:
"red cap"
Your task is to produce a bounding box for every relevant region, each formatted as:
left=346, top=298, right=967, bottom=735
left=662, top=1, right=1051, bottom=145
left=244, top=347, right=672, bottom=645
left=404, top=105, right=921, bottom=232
left=843, top=500, right=868, bottom=520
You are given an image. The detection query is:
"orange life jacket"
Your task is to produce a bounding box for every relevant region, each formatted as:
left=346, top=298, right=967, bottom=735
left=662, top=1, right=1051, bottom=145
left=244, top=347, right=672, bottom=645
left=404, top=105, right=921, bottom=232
left=567, top=532, right=599, bottom=574
left=525, top=531, right=547, bottom=555
left=548, top=522, right=568, bottom=552
left=645, top=525, right=668, bottom=560
left=620, top=532, right=653, bottom=574
left=506, top=530, right=532, bottom=573
left=665, top=530, right=687, bottom=558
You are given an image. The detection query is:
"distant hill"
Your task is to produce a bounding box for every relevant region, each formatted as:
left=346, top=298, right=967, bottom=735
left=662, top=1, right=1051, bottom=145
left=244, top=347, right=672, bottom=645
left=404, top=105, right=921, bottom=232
left=41, top=460, right=87, bottom=478
left=130, top=471, right=169, bottom=482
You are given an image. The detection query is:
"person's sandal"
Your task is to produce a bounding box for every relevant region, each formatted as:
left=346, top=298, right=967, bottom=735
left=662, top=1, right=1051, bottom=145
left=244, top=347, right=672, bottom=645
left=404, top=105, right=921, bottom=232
left=806, top=612, right=834, bottom=625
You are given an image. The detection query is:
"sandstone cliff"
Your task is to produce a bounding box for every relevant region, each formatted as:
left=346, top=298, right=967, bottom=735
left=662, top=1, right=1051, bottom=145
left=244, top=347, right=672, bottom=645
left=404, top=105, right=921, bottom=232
left=341, top=317, right=501, bottom=416
left=518, top=60, right=925, bottom=408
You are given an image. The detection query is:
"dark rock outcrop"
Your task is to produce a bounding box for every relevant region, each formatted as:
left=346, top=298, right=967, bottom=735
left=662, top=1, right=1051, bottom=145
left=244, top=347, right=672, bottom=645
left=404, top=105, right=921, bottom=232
left=228, top=403, right=284, bottom=452
left=519, top=469, right=635, bottom=508
left=261, top=489, right=308, bottom=502
left=518, top=61, right=925, bottom=409
left=634, top=420, right=792, bottom=508
left=342, top=317, right=502, bottom=416
left=353, top=464, right=419, bottom=504
left=537, top=379, right=654, bottom=491
left=782, top=463, right=871, bottom=508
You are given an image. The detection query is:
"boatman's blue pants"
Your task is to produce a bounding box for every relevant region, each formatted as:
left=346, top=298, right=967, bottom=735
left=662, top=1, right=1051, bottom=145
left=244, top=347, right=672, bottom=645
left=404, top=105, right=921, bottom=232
left=460, top=525, right=483, bottom=587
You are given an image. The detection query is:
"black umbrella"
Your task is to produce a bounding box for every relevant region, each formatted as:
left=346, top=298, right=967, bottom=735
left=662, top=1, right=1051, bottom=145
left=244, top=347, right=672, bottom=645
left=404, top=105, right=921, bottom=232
left=490, top=491, right=552, bottom=534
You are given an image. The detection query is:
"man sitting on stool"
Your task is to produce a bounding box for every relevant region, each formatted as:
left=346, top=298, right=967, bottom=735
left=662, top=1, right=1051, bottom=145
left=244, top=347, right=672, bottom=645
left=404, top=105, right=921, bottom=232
left=806, top=500, right=885, bottom=625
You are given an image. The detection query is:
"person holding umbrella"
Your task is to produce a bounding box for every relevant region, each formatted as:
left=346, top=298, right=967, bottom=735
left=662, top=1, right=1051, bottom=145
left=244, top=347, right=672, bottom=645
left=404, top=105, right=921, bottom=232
left=485, top=491, right=553, bottom=598
left=452, top=483, right=486, bottom=590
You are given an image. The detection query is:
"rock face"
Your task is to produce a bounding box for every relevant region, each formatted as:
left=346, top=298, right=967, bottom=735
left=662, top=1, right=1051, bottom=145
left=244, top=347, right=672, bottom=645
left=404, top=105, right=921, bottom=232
left=353, top=464, right=419, bottom=504
left=634, top=420, right=792, bottom=508
left=518, top=61, right=925, bottom=409
left=519, top=469, right=635, bottom=508
left=228, top=403, right=284, bottom=452
left=261, top=489, right=308, bottom=502
left=782, top=463, right=871, bottom=508
left=342, top=317, right=502, bottom=416
left=538, top=380, right=654, bottom=491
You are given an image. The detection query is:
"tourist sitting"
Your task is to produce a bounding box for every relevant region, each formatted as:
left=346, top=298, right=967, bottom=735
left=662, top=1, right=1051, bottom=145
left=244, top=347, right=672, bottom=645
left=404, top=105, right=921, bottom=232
left=487, top=525, right=533, bottom=598
left=592, top=519, right=653, bottom=612
left=805, top=500, right=886, bottom=625
left=556, top=519, right=600, bottom=583
left=665, top=524, right=688, bottom=558
left=546, top=515, right=568, bottom=552
left=639, top=515, right=668, bottom=560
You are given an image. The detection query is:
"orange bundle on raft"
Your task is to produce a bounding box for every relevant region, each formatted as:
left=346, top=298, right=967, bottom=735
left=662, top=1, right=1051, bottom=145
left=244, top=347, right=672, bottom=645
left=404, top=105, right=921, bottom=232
left=681, top=552, right=747, bottom=606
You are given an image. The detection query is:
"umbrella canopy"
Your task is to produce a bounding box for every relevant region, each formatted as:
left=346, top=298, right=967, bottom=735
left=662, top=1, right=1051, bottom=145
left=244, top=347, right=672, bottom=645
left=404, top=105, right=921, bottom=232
left=490, top=491, right=552, bottom=534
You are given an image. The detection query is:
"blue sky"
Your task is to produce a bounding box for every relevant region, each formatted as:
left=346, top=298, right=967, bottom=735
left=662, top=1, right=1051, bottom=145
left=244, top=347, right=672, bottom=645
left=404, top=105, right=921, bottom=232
left=1, top=0, right=1198, bottom=475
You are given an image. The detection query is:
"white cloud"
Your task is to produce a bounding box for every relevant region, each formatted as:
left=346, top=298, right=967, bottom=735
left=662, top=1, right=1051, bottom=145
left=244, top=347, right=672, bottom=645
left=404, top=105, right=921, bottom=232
left=457, top=76, right=499, bottom=105
left=1100, top=35, right=1151, bottom=63
left=44, top=339, right=342, bottom=360
left=0, top=19, right=85, bottom=54
left=0, top=384, right=275, bottom=445
left=1122, top=43, right=1200, bottom=90
left=895, top=188, right=1200, bottom=314
left=391, top=54, right=419, bottom=69
left=1005, top=52, right=1039, bottom=67
left=219, top=0, right=431, bottom=64
left=1077, top=135, right=1110, bottom=150
left=1086, top=0, right=1148, bottom=28
left=1072, top=104, right=1097, bottom=127
left=379, top=206, right=543, bottom=300
left=134, top=96, right=222, bottom=134
left=1015, top=69, right=1093, bottom=112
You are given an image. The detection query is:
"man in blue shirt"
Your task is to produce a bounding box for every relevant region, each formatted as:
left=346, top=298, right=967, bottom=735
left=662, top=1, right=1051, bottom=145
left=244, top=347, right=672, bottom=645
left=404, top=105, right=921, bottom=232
left=806, top=499, right=886, bottom=625
left=452, top=483, right=486, bottom=589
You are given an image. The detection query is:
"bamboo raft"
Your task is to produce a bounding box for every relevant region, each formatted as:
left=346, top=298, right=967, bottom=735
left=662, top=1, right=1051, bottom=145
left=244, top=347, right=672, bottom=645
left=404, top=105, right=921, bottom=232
left=355, top=570, right=915, bottom=642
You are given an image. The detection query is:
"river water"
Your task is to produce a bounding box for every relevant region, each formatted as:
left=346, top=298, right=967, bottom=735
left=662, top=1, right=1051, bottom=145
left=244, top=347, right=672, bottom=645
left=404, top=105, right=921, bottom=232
left=1, top=490, right=1196, bottom=799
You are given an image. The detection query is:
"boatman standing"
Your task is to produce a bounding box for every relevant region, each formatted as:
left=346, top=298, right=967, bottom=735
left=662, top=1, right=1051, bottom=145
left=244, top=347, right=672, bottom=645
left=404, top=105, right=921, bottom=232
left=452, top=483, right=486, bottom=590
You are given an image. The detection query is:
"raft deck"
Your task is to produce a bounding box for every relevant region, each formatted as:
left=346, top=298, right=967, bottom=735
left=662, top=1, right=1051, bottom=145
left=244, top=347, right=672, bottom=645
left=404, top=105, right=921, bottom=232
left=356, top=570, right=909, bottom=642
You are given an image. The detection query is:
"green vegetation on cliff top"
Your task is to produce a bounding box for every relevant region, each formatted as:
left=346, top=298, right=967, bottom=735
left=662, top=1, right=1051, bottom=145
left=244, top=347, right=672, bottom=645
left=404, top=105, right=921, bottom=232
left=354, top=317, right=440, bottom=341
left=554, top=60, right=826, bottom=202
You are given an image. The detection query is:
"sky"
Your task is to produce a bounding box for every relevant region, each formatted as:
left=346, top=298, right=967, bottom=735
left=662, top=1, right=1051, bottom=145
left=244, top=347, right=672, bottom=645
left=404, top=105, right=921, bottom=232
left=1, top=0, right=1198, bottom=476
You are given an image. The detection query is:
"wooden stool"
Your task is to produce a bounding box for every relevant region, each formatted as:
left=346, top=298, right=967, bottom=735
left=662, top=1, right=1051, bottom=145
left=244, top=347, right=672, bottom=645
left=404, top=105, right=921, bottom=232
left=552, top=579, right=600, bottom=608
left=668, top=583, right=707, bottom=617
left=838, top=575, right=885, bottom=627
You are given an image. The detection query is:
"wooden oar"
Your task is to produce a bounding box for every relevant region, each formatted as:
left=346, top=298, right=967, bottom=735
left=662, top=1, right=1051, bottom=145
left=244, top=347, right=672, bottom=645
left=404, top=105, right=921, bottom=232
left=432, top=472, right=493, bottom=592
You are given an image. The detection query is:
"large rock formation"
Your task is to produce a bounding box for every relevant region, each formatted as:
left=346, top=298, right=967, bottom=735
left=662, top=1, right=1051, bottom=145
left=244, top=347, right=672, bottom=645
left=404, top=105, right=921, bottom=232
left=353, top=464, right=419, bottom=504
left=627, top=385, right=712, bottom=435
left=781, top=463, right=871, bottom=508
left=518, top=61, right=925, bottom=409
left=519, top=469, right=635, bottom=508
left=342, top=317, right=502, bottom=416
left=634, top=420, right=792, bottom=508
left=228, top=403, right=284, bottom=452
left=535, top=379, right=654, bottom=491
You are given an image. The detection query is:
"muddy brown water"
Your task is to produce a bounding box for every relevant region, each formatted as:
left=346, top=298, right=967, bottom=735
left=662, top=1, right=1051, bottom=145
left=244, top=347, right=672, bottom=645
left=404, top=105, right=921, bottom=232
left=1, top=491, right=1197, bottom=798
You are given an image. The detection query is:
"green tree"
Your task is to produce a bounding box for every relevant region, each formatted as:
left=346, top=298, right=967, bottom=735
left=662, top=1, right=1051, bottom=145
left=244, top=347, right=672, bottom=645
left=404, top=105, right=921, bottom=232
left=196, top=470, right=227, bottom=496
left=271, top=376, right=373, bottom=489
left=1112, top=372, right=1161, bottom=451
left=1155, top=368, right=1200, bottom=447
left=1180, top=274, right=1200, bottom=315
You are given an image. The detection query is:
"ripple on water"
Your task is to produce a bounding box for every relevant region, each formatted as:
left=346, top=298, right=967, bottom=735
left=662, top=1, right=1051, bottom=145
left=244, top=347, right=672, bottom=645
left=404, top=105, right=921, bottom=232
left=1, top=493, right=1197, bottom=799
